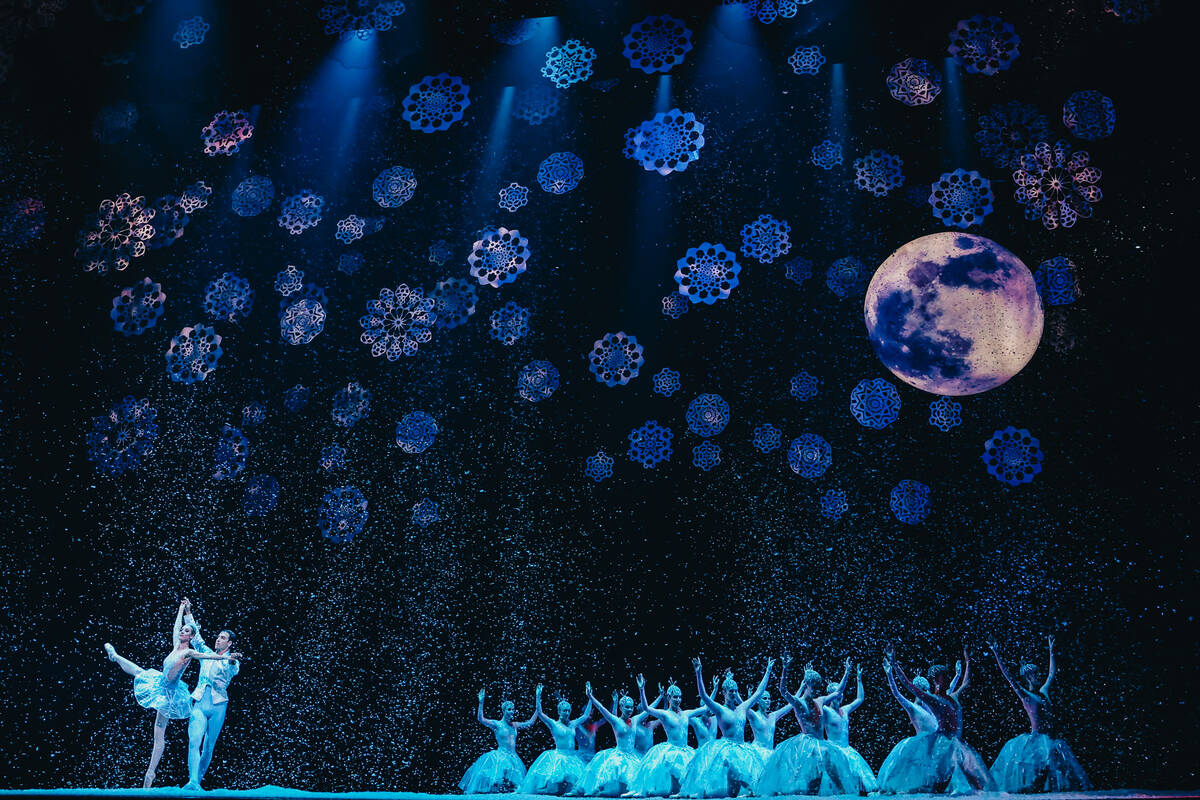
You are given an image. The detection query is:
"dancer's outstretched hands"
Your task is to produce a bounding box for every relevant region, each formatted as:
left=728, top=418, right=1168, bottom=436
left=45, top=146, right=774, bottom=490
left=856, top=663, right=863, bottom=679
left=227, top=652, right=243, bottom=661
left=478, top=689, right=486, bottom=703
left=658, top=682, right=665, bottom=696
left=781, top=651, right=792, bottom=668
left=636, top=674, right=645, bottom=689
left=692, top=656, right=702, bottom=673
left=956, top=658, right=963, bottom=673
left=182, top=598, right=191, bottom=612
left=882, top=656, right=892, bottom=674
left=1047, top=634, right=1055, bottom=650
left=536, top=683, right=544, bottom=697
left=844, top=656, right=853, bottom=670
left=884, top=641, right=896, bottom=662
left=986, top=636, right=999, bottom=652
left=585, top=681, right=594, bottom=698
left=766, top=656, right=776, bottom=671
left=612, top=689, right=620, bottom=704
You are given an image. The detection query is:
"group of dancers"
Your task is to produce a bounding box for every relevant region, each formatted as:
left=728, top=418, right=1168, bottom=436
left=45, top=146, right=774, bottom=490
left=103, top=599, right=241, bottom=790
left=460, top=639, right=1091, bottom=797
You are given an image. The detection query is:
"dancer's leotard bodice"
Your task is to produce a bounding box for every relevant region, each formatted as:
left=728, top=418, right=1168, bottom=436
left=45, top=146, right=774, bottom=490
left=689, top=713, right=715, bottom=745
left=491, top=721, right=519, bottom=753
left=714, top=704, right=749, bottom=743
left=823, top=706, right=850, bottom=747
left=919, top=692, right=963, bottom=736
left=163, top=651, right=189, bottom=683
left=610, top=716, right=637, bottom=754
left=792, top=697, right=823, bottom=737
left=1019, top=689, right=1055, bottom=736
left=747, top=707, right=778, bottom=748
left=547, top=718, right=577, bottom=750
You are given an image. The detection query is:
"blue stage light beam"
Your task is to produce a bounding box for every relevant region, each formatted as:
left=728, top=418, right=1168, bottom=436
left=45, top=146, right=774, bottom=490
left=942, top=57, right=968, bottom=166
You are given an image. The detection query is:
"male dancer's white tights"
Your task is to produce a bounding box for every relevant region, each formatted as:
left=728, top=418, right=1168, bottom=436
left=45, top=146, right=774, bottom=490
left=188, top=688, right=228, bottom=786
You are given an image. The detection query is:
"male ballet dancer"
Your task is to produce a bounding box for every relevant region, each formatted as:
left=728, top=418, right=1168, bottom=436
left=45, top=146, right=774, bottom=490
left=181, top=599, right=241, bottom=790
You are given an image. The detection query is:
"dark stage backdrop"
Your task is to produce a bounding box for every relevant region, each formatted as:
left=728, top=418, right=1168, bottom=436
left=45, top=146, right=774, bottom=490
left=0, top=0, right=1196, bottom=792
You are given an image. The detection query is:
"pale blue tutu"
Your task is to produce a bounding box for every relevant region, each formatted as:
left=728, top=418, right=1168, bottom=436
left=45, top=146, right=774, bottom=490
left=755, top=733, right=859, bottom=796
left=520, top=748, right=586, bottom=795
left=132, top=669, right=193, bottom=719
left=833, top=744, right=877, bottom=793
left=876, top=732, right=995, bottom=794
left=678, top=739, right=766, bottom=798
left=991, top=732, right=1090, bottom=793
left=459, top=749, right=526, bottom=793
left=630, top=742, right=695, bottom=796
left=572, top=747, right=641, bottom=796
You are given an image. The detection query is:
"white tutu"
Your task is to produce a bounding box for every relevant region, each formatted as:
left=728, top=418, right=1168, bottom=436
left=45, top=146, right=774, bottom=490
left=572, top=747, right=641, bottom=796
left=832, top=743, right=877, bottom=793
left=519, top=749, right=586, bottom=795
left=630, top=742, right=695, bottom=796
left=876, top=732, right=995, bottom=794
left=678, top=739, right=766, bottom=798
left=755, top=733, right=859, bottom=796
left=991, top=732, right=1090, bottom=793
left=459, top=749, right=526, bottom=793
left=132, top=670, right=192, bottom=719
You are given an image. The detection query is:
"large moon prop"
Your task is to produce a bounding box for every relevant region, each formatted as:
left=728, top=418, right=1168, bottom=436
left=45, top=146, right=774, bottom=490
left=864, top=232, right=1043, bottom=396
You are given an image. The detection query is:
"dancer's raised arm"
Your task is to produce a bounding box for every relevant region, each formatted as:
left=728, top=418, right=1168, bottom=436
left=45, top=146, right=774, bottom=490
left=692, top=657, right=722, bottom=713
left=950, top=648, right=970, bottom=699
left=1042, top=635, right=1056, bottom=696
left=533, top=684, right=554, bottom=725
left=883, top=657, right=919, bottom=712
left=845, top=663, right=865, bottom=712
left=742, top=657, right=776, bottom=711
left=571, top=696, right=594, bottom=727
left=586, top=682, right=622, bottom=726
left=886, top=644, right=927, bottom=698
left=476, top=689, right=493, bottom=727
left=987, top=637, right=1024, bottom=697
left=172, top=601, right=186, bottom=643
left=516, top=697, right=539, bottom=730
left=818, top=657, right=852, bottom=707
left=637, top=675, right=670, bottom=721
left=181, top=598, right=205, bottom=648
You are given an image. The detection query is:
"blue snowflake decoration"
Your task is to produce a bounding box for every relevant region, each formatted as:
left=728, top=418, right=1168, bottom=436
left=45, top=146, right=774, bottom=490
left=929, top=169, right=994, bottom=229
left=331, top=382, right=371, bottom=428
left=359, top=284, right=436, bottom=359
left=784, top=256, right=813, bottom=287
left=412, top=498, right=440, bottom=529
left=537, top=152, right=584, bottom=194
left=232, top=175, right=274, bottom=217
left=976, top=101, right=1050, bottom=170
left=203, top=273, right=255, bottom=322
left=686, top=394, right=730, bottom=438
left=284, top=384, right=310, bottom=412
left=148, top=195, right=188, bottom=250
left=850, top=378, right=901, bottom=429
left=431, top=278, right=478, bottom=330
left=811, top=140, right=843, bottom=170
left=395, top=411, right=438, bottom=454
left=928, top=397, right=963, bottom=432
left=320, top=444, right=347, bottom=473
left=726, top=0, right=806, bottom=24
left=623, top=15, right=692, bottom=73
left=166, top=324, right=222, bottom=384
left=1013, top=141, right=1103, bottom=231
left=890, top=480, right=931, bottom=524
left=1063, top=90, right=1116, bottom=142
left=675, top=242, right=741, bottom=304
left=319, top=1, right=406, bottom=40
left=819, top=489, right=848, bottom=521
left=172, top=16, right=209, bottom=48
left=242, top=403, right=266, bottom=427
left=982, top=426, right=1044, bottom=486
left=692, top=441, right=722, bottom=472
left=179, top=181, right=213, bottom=214
left=740, top=214, right=792, bottom=264
left=111, top=277, right=166, bottom=336
left=790, top=371, right=820, bottom=401
left=788, top=434, right=832, bottom=479
left=86, top=396, right=158, bottom=475
left=281, top=299, right=326, bottom=345
left=854, top=150, right=905, bottom=197
left=632, top=109, right=706, bottom=175
left=886, top=58, right=943, bottom=106
left=585, top=451, right=614, bottom=483
left=489, top=301, right=531, bottom=346
left=335, top=215, right=366, bottom=244
left=277, top=189, right=324, bottom=234
left=513, top=85, right=560, bottom=125
left=753, top=423, right=782, bottom=454
left=948, top=15, right=1020, bottom=75
left=277, top=283, right=327, bottom=321
left=542, top=39, right=596, bottom=88
left=788, top=45, right=825, bottom=75
left=517, top=360, right=560, bottom=403
left=338, top=253, right=365, bottom=276
left=319, top=486, right=368, bottom=542
left=213, top=424, right=248, bottom=480
left=202, top=110, right=253, bottom=156
left=75, top=193, right=155, bottom=275
left=628, top=420, right=673, bottom=469
left=401, top=73, right=470, bottom=132
left=1035, top=256, right=1080, bottom=306
left=468, top=227, right=531, bottom=288
left=372, top=166, right=417, bottom=208
left=826, top=256, right=868, bottom=299
left=652, top=368, right=681, bottom=397
left=274, top=265, right=304, bottom=296
left=243, top=475, right=280, bottom=517
left=428, top=239, right=454, bottom=266
left=662, top=293, right=689, bottom=320
left=498, top=182, right=529, bottom=212
left=589, top=331, right=645, bottom=387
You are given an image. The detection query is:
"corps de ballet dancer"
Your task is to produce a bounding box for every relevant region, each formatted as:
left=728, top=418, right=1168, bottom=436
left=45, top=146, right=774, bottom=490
left=576, top=691, right=619, bottom=764
left=519, top=684, right=594, bottom=795
left=882, top=643, right=995, bottom=793
left=634, top=685, right=665, bottom=756
left=624, top=676, right=699, bottom=797
left=103, top=599, right=240, bottom=788
left=755, top=655, right=858, bottom=796
left=988, top=635, right=1091, bottom=792
left=689, top=676, right=719, bottom=748
left=822, top=661, right=877, bottom=792
left=567, top=683, right=645, bottom=796
left=676, top=657, right=774, bottom=798
left=876, top=655, right=940, bottom=792
left=181, top=600, right=241, bottom=790
left=459, top=689, right=536, bottom=793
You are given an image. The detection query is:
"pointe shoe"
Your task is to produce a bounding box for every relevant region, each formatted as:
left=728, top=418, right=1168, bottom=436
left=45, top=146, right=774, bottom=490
left=183, top=781, right=202, bottom=791
left=104, top=643, right=117, bottom=661
left=143, top=771, right=155, bottom=789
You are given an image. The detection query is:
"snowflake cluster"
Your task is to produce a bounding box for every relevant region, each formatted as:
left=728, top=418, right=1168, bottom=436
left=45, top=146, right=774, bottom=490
left=359, top=285, right=436, bottom=359
left=401, top=73, right=470, bottom=133
left=87, top=396, right=158, bottom=476
left=542, top=39, right=596, bottom=88
left=468, top=227, right=531, bottom=287
left=111, top=277, right=166, bottom=336
left=628, top=420, right=673, bottom=468
left=622, top=15, right=692, bottom=74
left=982, top=426, right=1045, bottom=486
left=675, top=242, right=741, bottom=304
left=489, top=302, right=532, bottom=346
left=589, top=331, right=645, bottom=387
left=166, top=324, right=223, bottom=384
left=517, top=360, right=560, bottom=403
left=202, top=110, right=254, bottom=156
left=788, top=433, right=832, bottom=479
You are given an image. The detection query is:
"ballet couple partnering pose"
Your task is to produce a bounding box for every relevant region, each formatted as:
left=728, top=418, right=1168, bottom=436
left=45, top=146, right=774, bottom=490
left=460, top=638, right=1090, bottom=797
left=104, top=598, right=241, bottom=790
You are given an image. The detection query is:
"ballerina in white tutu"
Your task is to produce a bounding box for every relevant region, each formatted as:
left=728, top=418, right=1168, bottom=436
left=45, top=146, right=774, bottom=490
left=519, top=684, right=593, bottom=795
left=568, top=683, right=644, bottom=796
left=459, top=689, right=536, bottom=793
left=625, top=676, right=701, bottom=796
left=688, top=676, right=719, bottom=748
left=677, top=657, right=775, bottom=798
left=103, top=599, right=239, bottom=788
left=634, top=685, right=665, bottom=756
left=755, top=655, right=858, bottom=796
left=821, top=661, right=877, bottom=792
left=876, top=655, right=940, bottom=793
left=576, top=693, right=617, bottom=764
left=746, top=686, right=791, bottom=756
left=988, top=635, right=1091, bottom=792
